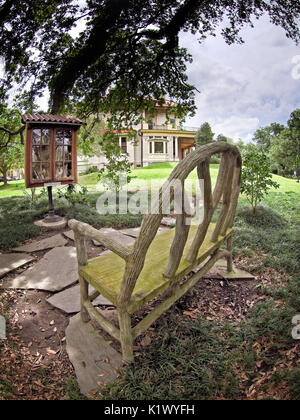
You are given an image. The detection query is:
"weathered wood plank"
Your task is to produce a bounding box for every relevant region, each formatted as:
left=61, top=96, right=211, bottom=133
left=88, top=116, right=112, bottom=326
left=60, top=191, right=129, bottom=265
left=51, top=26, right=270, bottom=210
left=133, top=249, right=230, bottom=339
left=164, top=184, right=192, bottom=278
left=187, top=158, right=213, bottom=263
left=69, top=219, right=132, bottom=261
left=79, top=223, right=232, bottom=314
left=211, top=154, right=235, bottom=242
left=118, top=311, right=133, bottom=363
left=83, top=300, right=121, bottom=342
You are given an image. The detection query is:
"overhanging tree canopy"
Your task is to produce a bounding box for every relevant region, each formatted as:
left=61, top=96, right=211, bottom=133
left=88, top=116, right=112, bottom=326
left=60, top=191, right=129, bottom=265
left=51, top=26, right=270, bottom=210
left=0, top=0, right=300, bottom=120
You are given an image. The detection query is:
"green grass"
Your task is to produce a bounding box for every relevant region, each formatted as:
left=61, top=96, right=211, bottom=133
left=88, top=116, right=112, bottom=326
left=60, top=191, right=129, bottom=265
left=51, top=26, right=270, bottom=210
left=0, top=376, right=15, bottom=399
left=1, top=162, right=299, bottom=198
left=0, top=180, right=25, bottom=197
left=101, top=317, right=241, bottom=400
left=0, top=192, right=143, bottom=250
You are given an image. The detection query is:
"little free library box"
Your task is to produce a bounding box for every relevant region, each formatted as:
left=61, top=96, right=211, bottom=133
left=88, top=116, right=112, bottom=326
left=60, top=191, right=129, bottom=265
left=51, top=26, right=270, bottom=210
left=22, top=114, right=85, bottom=189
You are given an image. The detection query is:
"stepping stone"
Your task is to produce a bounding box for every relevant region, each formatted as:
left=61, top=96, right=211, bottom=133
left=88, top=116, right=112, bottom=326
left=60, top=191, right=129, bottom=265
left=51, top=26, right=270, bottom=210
left=66, top=313, right=122, bottom=397
left=63, top=230, right=75, bottom=241
left=161, top=217, right=176, bottom=227
left=212, top=259, right=255, bottom=280
left=121, top=226, right=170, bottom=238
left=92, top=228, right=135, bottom=247
left=3, top=247, right=78, bottom=292
left=0, top=253, right=35, bottom=279
left=47, top=285, right=112, bottom=314
left=98, top=309, right=119, bottom=326
left=0, top=315, right=6, bottom=340
left=120, top=227, right=141, bottom=238
left=223, top=268, right=256, bottom=280
left=13, top=234, right=68, bottom=253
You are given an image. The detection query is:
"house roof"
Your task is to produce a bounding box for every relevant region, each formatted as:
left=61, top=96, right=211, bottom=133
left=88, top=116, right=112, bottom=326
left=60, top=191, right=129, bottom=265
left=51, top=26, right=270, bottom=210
left=22, top=114, right=85, bottom=126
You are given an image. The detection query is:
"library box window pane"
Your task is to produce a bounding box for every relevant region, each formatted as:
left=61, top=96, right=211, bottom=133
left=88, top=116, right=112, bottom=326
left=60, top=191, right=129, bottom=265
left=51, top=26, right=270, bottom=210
left=64, top=145, right=72, bottom=161
left=32, top=129, right=41, bottom=145
left=32, top=147, right=41, bottom=162
left=56, top=163, right=64, bottom=178
left=56, top=146, right=63, bottom=161
left=154, top=142, right=164, bottom=153
left=41, top=163, right=50, bottom=179
left=56, top=130, right=64, bottom=145
left=41, top=129, right=50, bottom=144
left=64, top=162, right=72, bottom=178
left=32, top=163, right=41, bottom=180
left=40, top=145, right=50, bottom=161
left=64, top=130, right=72, bottom=145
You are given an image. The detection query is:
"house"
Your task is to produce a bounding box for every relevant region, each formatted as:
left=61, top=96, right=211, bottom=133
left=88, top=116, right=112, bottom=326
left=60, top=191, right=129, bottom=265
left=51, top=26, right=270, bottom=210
left=79, top=101, right=197, bottom=171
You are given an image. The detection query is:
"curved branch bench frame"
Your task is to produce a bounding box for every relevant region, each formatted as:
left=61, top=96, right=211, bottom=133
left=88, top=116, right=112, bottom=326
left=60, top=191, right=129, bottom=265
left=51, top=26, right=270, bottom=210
left=69, top=142, right=242, bottom=363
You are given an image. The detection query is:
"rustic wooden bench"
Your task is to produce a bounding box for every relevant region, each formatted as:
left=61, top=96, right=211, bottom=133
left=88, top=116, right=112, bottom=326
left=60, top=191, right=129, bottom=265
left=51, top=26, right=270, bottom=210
left=69, top=142, right=241, bottom=363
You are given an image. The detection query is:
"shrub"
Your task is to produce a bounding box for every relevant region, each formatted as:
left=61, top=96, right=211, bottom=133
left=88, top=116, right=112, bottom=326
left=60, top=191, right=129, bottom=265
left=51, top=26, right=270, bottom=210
left=240, top=151, right=280, bottom=213
left=81, top=166, right=99, bottom=175
left=57, top=185, right=89, bottom=206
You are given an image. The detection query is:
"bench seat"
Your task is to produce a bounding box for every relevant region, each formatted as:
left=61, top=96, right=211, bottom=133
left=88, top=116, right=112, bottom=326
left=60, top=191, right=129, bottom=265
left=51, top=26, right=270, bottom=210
left=79, top=223, right=232, bottom=314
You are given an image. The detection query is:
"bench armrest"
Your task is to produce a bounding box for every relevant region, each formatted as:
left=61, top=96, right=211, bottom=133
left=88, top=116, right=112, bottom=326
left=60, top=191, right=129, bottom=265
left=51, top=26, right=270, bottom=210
left=68, top=219, right=132, bottom=261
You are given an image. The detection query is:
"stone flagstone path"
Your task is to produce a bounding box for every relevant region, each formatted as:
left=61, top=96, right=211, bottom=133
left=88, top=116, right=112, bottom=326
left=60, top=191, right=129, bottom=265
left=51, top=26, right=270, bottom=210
left=66, top=313, right=122, bottom=396
left=0, top=315, right=6, bottom=340
left=63, top=230, right=75, bottom=241
left=120, top=226, right=170, bottom=238
left=47, top=284, right=112, bottom=314
left=213, top=259, right=255, bottom=280
left=0, top=253, right=35, bottom=279
left=3, top=247, right=78, bottom=292
left=13, top=234, right=68, bottom=253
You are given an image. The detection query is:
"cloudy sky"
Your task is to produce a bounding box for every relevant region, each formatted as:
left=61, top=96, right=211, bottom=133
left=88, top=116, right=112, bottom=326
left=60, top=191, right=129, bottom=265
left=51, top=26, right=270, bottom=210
left=181, top=15, right=300, bottom=143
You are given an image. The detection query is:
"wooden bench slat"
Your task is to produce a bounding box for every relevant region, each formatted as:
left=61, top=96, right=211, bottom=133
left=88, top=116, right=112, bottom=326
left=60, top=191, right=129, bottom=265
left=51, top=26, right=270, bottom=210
left=79, top=223, right=232, bottom=314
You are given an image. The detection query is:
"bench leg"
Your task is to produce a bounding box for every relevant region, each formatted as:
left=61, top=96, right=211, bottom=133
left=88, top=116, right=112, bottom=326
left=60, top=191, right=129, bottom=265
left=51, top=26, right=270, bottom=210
left=79, top=275, right=90, bottom=323
left=118, top=311, right=134, bottom=364
left=226, top=235, right=233, bottom=272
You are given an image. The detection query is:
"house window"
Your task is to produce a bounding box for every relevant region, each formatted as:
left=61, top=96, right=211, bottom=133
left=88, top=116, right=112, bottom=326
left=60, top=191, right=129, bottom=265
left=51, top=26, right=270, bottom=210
left=149, top=138, right=168, bottom=154
left=121, top=137, right=127, bottom=153
left=154, top=142, right=164, bottom=154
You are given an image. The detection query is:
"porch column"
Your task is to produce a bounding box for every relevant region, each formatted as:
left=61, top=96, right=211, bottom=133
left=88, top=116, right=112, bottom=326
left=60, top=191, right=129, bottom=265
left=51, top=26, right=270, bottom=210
left=175, top=137, right=179, bottom=160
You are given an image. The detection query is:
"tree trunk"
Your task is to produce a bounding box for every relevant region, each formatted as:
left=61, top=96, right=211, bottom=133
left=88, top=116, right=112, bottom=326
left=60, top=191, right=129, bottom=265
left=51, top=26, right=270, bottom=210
left=0, top=167, right=8, bottom=185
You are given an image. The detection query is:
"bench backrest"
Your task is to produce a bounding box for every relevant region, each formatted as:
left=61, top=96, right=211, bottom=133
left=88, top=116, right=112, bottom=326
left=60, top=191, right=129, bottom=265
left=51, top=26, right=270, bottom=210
left=117, top=142, right=241, bottom=309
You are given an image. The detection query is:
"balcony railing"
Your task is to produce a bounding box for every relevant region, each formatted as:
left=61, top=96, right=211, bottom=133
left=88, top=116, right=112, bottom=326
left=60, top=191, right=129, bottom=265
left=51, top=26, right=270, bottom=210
left=179, top=126, right=199, bottom=132
left=146, top=124, right=198, bottom=132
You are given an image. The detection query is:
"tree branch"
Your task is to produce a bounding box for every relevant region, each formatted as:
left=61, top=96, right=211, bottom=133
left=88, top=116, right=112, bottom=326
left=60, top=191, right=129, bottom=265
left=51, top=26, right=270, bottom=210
left=0, top=124, right=25, bottom=152
left=139, top=0, right=203, bottom=42
left=50, top=0, right=131, bottom=113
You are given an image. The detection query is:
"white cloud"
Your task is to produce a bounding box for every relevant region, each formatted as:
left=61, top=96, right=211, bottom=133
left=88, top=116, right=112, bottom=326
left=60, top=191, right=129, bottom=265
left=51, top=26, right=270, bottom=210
left=213, top=116, right=260, bottom=141
left=180, top=15, right=300, bottom=142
